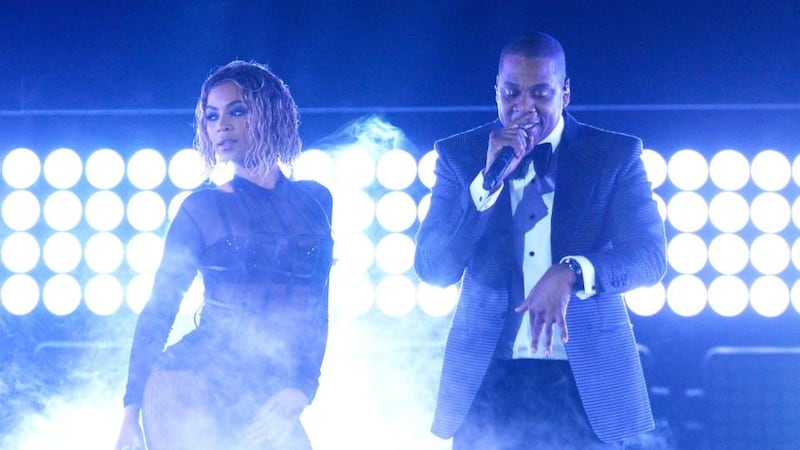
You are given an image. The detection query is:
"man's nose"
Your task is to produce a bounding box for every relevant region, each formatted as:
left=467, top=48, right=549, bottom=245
left=517, top=91, right=535, bottom=111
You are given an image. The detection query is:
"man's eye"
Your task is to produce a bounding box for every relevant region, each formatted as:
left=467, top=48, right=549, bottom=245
left=532, top=90, right=548, bottom=99
left=503, top=89, right=520, bottom=98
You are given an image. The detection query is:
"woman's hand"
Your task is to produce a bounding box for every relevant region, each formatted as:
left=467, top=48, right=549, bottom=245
left=114, top=404, right=146, bottom=450
left=242, top=388, right=309, bottom=448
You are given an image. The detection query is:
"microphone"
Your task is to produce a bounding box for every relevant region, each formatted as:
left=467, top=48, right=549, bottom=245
left=482, top=146, right=515, bottom=191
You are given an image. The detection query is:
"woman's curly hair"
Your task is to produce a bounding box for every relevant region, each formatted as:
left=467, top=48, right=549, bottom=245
left=194, top=61, right=302, bottom=179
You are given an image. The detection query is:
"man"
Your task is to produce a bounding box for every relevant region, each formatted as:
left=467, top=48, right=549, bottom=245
left=414, top=31, right=666, bottom=449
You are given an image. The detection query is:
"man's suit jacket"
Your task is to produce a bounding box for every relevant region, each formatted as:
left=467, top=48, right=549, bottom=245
left=414, top=112, right=667, bottom=443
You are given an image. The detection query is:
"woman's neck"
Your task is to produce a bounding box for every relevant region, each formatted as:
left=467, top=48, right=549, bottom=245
left=235, top=166, right=281, bottom=189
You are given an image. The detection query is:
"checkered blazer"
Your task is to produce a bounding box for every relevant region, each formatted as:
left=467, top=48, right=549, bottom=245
left=414, top=112, right=666, bottom=442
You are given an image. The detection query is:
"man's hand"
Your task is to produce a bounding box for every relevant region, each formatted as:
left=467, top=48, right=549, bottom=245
left=485, top=111, right=535, bottom=183
left=515, top=263, right=576, bottom=356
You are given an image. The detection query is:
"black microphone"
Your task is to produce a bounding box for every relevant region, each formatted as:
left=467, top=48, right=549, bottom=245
left=482, top=146, right=515, bottom=191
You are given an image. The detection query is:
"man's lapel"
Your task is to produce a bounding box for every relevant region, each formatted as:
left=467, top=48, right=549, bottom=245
left=551, top=114, right=601, bottom=260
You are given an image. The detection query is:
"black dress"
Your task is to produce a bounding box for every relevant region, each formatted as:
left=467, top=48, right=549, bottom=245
left=123, top=174, right=333, bottom=446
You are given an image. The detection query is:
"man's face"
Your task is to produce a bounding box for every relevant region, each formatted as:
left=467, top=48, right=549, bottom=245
left=495, top=54, right=570, bottom=145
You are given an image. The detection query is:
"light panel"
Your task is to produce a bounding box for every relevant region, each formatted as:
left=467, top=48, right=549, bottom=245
left=42, top=190, right=83, bottom=231
left=42, top=232, right=83, bottom=273
left=85, top=191, right=125, bottom=231
left=376, top=149, right=418, bottom=190
left=1, top=232, right=40, bottom=273
left=85, top=148, right=125, bottom=189
left=375, top=275, right=417, bottom=317
left=1, top=274, right=40, bottom=315
left=127, top=148, right=167, bottom=190
left=42, top=274, right=82, bottom=316
left=168, top=148, right=206, bottom=190
left=751, top=150, right=790, bottom=191
left=749, top=276, right=789, bottom=318
left=43, top=148, right=83, bottom=189
left=2, top=190, right=41, bottom=231
left=709, top=149, right=750, bottom=191
left=2, top=148, right=41, bottom=189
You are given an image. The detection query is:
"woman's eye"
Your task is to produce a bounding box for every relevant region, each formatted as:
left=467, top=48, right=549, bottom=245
left=230, top=108, right=247, bottom=117
left=205, top=112, right=218, bottom=121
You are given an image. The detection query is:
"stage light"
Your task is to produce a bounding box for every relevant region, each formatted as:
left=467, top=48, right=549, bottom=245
left=333, top=232, right=375, bottom=273
left=375, top=275, right=417, bottom=317
left=750, top=234, right=790, bottom=275
left=84, top=232, right=124, bottom=274
left=376, top=149, right=417, bottom=190
left=42, top=232, right=82, bottom=273
left=750, top=276, right=790, bottom=318
left=666, top=275, right=707, bottom=317
left=708, top=233, right=749, bottom=275
left=328, top=266, right=375, bottom=318
left=335, top=147, right=375, bottom=190
left=750, top=192, right=790, bottom=233
left=42, top=274, right=82, bottom=316
left=331, top=189, right=375, bottom=233
left=417, top=282, right=459, bottom=318
left=374, top=233, right=415, bottom=275
left=294, top=149, right=335, bottom=188
left=417, top=193, right=431, bottom=223
left=43, top=148, right=82, bottom=189
left=668, top=149, right=708, bottom=191
left=751, top=150, right=791, bottom=191
left=709, top=192, right=749, bottom=233
left=127, top=148, right=167, bottom=190
left=792, top=280, right=800, bottom=314
left=793, top=154, right=800, bottom=186
left=126, top=232, right=164, bottom=274
left=667, top=233, right=707, bottom=274
left=624, top=282, right=666, bottom=317
left=84, top=274, right=124, bottom=316
left=375, top=191, right=417, bottom=232
left=793, top=238, right=800, bottom=270
left=793, top=197, right=800, bottom=229
left=42, top=190, right=83, bottom=231
left=667, top=191, right=708, bottom=232
left=126, top=191, right=167, bottom=232
left=85, top=191, right=125, bottom=231
left=1, top=274, right=39, bottom=315
left=709, top=149, right=750, bottom=191
left=707, top=276, right=749, bottom=317
left=641, top=148, right=667, bottom=188
left=85, top=148, right=125, bottom=189
left=417, top=149, right=437, bottom=189
left=126, top=274, right=154, bottom=314
left=167, top=148, right=205, bottom=190
left=2, top=147, right=40, bottom=189
left=2, top=190, right=40, bottom=231
left=1, top=232, right=40, bottom=273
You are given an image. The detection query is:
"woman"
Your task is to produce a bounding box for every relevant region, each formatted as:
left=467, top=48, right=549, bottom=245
left=114, top=61, right=333, bottom=450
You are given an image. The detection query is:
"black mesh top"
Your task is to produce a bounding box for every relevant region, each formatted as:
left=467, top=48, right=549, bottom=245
left=123, top=174, right=333, bottom=406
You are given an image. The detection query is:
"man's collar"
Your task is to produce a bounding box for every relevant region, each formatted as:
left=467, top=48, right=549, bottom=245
left=539, top=113, right=565, bottom=150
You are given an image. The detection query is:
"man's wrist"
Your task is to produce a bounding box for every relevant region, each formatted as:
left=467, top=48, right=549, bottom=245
left=561, top=257, right=584, bottom=292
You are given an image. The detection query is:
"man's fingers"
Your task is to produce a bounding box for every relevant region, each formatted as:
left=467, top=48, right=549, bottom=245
left=530, top=312, right=545, bottom=352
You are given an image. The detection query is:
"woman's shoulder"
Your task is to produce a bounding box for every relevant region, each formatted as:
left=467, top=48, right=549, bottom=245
left=177, top=184, right=228, bottom=211
left=288, top=179, right=333, bottom=214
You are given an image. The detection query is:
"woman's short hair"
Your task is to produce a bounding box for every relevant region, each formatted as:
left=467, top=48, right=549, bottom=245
left=194, top=61, right=302, bottom=178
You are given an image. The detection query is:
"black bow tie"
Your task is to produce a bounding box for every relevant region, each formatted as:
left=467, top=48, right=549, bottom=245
left=511, top=143, right=553, bottom=179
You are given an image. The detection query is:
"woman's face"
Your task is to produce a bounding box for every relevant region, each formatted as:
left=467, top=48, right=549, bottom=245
left=204, top=80, right=250, bottom=164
